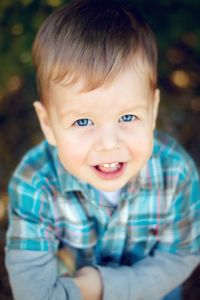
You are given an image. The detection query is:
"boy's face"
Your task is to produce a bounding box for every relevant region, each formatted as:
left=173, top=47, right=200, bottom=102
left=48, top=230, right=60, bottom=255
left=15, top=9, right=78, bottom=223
left=35, top=65, right=159, bottom=192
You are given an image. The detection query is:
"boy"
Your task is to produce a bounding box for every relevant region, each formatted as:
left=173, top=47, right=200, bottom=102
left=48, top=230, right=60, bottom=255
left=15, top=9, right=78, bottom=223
left=5, top=0, right=200, bottom=299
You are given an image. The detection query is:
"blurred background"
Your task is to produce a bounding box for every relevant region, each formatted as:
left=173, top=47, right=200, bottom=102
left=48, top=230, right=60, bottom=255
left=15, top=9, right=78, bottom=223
left=0, top=0, right=200, bottom=299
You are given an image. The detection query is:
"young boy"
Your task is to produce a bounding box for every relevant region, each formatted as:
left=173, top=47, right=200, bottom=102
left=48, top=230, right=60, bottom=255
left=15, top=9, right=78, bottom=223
left=5, top=0, right=200, bottom=299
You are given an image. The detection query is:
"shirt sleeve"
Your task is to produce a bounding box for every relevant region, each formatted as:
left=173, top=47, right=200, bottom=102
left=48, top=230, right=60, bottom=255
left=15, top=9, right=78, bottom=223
left=5, top=249, right=82, bottom=300
left=6, top=170, right=82, bottom=299
left=157, top=156, right=200, bottom=255
left=6, top=173, right=58, bottom=251
left=97, top=250, right=199, bottom=300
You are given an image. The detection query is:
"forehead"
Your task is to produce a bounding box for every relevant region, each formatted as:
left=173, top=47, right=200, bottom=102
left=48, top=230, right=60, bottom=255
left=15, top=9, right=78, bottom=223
left=47, top=64, right=152, bottom=113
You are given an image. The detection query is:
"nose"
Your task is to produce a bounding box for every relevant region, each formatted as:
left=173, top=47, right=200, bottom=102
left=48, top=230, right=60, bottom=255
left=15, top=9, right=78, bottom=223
left=95, top=125, right=120, bottom=151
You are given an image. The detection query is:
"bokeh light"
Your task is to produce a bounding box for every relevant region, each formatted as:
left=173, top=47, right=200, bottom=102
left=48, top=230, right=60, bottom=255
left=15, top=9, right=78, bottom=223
left=170, top=70, right=191, bottom=88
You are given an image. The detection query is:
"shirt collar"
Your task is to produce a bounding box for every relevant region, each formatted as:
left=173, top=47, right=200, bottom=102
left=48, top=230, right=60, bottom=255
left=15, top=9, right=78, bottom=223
left=126, top=140, right=164, bottom=194
left=49, top=145, right=90, bottom=195
left=58, top=161, right=91, bottom=195
left=138, top=154, right=164, bottom=190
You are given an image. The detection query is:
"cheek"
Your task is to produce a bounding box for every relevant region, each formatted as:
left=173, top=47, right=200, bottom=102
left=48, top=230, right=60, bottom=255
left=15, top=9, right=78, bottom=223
left=127, top=129, right=154, bottom=160
left=56, top=132, right=92, bottom=167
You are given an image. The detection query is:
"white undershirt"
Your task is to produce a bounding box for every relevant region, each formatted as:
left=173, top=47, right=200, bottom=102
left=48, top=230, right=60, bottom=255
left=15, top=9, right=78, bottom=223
left=99, top=189, right=121, bottom=206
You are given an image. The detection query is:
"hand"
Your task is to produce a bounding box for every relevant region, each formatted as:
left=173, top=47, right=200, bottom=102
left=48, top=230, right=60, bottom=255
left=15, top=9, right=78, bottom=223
left=57, top=248, right=76, bottom=275
left=74, top=266, right=103, bottom=300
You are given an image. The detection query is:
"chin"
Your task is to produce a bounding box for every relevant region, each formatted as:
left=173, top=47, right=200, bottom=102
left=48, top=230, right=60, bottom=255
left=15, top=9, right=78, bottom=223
left=91, top=180, right=128, bottom=192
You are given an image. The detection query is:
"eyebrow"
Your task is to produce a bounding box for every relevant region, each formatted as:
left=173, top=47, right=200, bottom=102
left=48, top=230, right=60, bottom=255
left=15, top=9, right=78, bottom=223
left=60, top=103, right=149, bottom=119
left=121, top=104, right=149, bottom=112
left=117, top=104, right=149, bottom=117
left=60, top=109, right=93, bottom=119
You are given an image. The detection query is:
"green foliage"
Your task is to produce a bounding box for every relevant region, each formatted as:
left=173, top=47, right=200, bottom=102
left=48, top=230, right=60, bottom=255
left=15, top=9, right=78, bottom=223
left=0, top=0, right=70, bottom=93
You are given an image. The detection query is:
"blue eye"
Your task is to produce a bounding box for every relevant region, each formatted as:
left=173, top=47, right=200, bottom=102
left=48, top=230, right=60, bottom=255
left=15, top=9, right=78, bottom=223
left=74, top=118, right=93, bottom=127
left=119, top=114, right=136, bottom=122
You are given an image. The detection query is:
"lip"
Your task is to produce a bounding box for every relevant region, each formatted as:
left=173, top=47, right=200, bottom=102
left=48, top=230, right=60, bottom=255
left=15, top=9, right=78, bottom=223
left=92, top=162, right=127, bottom=180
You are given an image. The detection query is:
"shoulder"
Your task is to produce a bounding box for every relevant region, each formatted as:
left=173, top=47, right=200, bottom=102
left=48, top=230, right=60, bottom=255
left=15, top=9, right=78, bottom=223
left=154, top=131, right=199, bottom=174
left=153, top=130, right=199, bottom=187
left=8, top=140, right=60, bottom=198
left=7, top=142, right=62, bottom=251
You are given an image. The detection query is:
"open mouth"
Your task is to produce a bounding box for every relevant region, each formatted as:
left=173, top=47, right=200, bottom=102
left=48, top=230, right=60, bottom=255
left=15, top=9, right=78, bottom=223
left=93, top=162, right=126, bottom=179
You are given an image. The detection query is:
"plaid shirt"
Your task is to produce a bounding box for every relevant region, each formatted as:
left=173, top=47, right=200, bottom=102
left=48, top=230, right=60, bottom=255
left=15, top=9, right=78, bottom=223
left=6, top=131, right=200, bottom=271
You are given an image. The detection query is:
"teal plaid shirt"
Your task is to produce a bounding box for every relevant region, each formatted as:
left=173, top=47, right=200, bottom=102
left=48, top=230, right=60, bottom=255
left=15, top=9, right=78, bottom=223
left=6, top=131, right=200, bottom=270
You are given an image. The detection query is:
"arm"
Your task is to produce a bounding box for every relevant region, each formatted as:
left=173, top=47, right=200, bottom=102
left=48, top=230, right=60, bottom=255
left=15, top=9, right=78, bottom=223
left=6, top=249, right=103, bottom=300
left=97, top=250, right=199, bottom=300
left=5, top=249, right=82, bottom=300
left=96, top=155, right=200, bottom=300
left=6, top=166, right=83, bottom=300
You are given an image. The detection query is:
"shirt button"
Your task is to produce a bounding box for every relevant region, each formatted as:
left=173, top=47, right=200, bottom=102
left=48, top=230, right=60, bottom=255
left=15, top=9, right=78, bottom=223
left=149, top=228, right=158, bottom=236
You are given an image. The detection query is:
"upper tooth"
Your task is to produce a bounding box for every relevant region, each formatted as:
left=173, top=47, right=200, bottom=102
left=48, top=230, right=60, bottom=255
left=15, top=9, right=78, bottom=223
left=100, top=162, right=118, bottom=168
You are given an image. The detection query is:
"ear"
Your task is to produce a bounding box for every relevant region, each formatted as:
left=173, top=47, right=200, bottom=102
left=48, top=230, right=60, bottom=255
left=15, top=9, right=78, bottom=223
left=33, top=101, right=56, bottom=146
left=152, top=89, right=160, bottom=129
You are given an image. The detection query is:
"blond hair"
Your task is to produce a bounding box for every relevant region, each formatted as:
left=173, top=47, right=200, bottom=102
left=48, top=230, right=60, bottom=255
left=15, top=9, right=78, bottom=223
left=32, top=0, right=157, bottom=98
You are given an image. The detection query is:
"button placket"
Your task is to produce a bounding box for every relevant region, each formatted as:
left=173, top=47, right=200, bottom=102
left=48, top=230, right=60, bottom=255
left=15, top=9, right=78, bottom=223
left=96, top=197, right=130, bottom=264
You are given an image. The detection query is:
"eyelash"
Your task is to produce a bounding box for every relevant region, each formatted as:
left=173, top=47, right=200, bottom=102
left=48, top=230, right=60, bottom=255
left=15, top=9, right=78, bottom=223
left=118, top=114, right=136, bottom=122
left=73, top=119, right=93, bottom=127
left=73, top=114, right=137, bottom=127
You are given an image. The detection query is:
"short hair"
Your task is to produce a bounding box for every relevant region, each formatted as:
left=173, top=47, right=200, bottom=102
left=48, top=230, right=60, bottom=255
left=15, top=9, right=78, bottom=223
left=32, top=0, right=157, bottom=97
